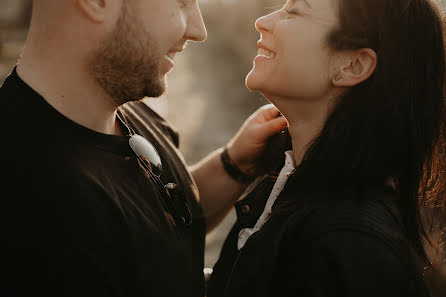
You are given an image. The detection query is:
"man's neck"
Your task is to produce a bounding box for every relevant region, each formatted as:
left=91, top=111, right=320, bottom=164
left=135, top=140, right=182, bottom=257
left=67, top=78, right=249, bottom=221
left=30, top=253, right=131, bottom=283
left=16, top=55, right=120, bottom=136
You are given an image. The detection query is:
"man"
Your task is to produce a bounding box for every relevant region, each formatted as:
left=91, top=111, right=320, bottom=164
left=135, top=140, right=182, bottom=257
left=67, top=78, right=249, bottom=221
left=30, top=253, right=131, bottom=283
left=0, top=0, right=287, bottom=296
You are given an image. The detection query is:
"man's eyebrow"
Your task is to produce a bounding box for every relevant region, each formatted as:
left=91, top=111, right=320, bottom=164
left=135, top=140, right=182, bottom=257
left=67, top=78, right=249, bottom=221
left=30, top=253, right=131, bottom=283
left=291, top=0, right=311, bottom=7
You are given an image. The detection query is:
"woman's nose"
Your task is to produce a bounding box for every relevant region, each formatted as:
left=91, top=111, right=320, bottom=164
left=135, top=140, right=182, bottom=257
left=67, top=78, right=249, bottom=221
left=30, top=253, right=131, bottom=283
left=255, top=12, right=276, bottom=33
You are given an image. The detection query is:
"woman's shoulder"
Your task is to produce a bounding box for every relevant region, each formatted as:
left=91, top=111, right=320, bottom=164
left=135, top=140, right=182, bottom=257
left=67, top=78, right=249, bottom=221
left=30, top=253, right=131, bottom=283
left=284, top=186, right=400, bottom=231
left=274, top=190, right=428, bottom=296
left=279, top=188, right=410, bottom=264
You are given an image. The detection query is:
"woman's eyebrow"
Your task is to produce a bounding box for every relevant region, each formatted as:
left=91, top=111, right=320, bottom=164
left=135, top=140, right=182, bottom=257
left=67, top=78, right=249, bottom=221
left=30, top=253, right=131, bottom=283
left=291, top=0, right=311, bottom=8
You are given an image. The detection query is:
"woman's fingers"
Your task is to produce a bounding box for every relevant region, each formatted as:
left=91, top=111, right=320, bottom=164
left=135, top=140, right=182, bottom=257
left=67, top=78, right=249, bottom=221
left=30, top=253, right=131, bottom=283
left=252, top=104, right=281, bottom=123
left=259, top=115, right=288, bottom=139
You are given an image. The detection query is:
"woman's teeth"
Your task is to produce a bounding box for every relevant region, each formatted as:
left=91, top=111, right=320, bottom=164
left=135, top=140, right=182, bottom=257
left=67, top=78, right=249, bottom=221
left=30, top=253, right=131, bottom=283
left=257, top=48, right=276, bottom=58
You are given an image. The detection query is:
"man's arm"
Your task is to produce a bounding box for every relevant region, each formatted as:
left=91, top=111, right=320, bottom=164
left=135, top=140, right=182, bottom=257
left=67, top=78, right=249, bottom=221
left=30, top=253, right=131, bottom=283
left=190, top=104, right=288, bottom=232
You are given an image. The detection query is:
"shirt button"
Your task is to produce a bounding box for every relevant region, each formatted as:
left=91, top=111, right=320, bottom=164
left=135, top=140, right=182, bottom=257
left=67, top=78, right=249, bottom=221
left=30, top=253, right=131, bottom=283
left=241, top=204, right=250, bottom=215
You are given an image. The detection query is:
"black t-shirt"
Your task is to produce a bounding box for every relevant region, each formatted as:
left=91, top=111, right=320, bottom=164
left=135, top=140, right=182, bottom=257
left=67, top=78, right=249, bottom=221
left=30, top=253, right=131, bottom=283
left=0, top=68, right=206, bottom=297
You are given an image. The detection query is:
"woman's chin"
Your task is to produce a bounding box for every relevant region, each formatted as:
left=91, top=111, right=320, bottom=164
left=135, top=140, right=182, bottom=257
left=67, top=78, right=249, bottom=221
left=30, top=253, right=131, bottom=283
left=245, top=72, right=262, bottom=91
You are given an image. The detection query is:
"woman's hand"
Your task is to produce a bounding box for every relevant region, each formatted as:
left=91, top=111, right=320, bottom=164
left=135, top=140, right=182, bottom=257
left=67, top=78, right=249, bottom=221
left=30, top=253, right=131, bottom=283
left=225, top=104, right=288, bottom=177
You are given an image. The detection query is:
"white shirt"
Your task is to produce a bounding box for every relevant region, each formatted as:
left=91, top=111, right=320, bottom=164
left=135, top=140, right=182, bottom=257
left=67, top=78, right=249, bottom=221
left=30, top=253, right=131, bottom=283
left=237, top=151, right=296, bottom=250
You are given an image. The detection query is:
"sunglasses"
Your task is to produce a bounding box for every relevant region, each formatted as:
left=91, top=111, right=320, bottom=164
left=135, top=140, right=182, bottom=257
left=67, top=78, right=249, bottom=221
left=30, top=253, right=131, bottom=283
left=129, top=134, right=192, bottom=228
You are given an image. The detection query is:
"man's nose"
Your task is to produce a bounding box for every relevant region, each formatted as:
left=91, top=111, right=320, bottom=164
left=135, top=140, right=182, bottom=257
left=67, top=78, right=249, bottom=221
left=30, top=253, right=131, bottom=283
left=185, top=3, right=207, bottom=42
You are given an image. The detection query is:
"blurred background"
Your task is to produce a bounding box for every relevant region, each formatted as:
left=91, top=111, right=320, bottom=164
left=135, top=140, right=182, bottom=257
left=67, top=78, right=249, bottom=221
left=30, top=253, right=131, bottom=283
left=2, top=0, right=446, bottom=290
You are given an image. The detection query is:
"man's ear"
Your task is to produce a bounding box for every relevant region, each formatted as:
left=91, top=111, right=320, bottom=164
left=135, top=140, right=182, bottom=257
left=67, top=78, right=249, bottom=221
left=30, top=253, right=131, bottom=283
left=332, top=48, right=377, bottom=87
left=77, top=0, right=107, bottom=23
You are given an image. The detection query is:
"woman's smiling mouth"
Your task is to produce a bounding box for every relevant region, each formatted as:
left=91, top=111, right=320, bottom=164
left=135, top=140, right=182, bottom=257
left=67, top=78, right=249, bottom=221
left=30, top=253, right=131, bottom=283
left=257, top=47, right=276, bottom=58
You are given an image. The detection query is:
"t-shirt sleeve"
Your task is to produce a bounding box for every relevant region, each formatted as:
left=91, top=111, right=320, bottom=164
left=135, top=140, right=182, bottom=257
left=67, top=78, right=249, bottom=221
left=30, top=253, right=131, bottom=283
left=276, top=230, right=414, bottom=297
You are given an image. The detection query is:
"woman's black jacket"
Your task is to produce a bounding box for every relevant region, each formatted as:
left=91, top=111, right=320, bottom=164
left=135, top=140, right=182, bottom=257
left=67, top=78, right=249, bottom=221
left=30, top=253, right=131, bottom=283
left=206, top=175, right=430, bottom=297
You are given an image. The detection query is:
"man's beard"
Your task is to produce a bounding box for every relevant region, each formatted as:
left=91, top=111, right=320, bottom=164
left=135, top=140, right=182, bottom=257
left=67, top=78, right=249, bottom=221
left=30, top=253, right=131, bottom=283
left=88, top=4, right=165, bottom=106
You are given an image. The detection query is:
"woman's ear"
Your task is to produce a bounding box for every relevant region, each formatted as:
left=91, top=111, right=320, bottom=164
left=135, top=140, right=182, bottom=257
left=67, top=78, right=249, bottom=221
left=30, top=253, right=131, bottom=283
left=76, top=0, right=107, bottom=23
left=332, top=48, right=377, bottom=87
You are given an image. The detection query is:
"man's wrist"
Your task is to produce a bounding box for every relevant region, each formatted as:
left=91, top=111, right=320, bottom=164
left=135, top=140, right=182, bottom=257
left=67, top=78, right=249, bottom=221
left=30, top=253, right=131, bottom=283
left=220, top=146, right=256, bottom=184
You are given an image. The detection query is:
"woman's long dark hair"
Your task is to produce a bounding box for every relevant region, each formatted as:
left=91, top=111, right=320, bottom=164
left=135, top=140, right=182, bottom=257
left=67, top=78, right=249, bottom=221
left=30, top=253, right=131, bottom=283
left=280, top=0, right=446, bottom=265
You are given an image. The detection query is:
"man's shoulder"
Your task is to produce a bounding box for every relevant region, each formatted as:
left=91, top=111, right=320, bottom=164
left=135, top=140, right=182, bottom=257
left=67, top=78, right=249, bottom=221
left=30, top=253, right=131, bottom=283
left=0, top=70, right=54, bottom=138
left=119, top=101, right=180, bottom=148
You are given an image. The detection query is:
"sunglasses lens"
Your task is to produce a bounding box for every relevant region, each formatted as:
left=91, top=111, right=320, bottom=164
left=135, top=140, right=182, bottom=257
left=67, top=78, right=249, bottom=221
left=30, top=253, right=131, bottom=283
left=166, top=183, right=192, bottom=227
left=129, top=134, right=162, bottom=176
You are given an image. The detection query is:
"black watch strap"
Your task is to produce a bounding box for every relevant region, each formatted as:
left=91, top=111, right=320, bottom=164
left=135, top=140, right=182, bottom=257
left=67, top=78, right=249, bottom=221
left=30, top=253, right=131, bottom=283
left=220, top=147, right=255, bottom=184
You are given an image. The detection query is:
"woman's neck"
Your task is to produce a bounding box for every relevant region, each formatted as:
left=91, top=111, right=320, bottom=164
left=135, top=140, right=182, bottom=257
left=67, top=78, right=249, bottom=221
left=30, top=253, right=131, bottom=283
left=274, top=98, right=334, bottom=166
left=288, top=118, right=325, bottom=166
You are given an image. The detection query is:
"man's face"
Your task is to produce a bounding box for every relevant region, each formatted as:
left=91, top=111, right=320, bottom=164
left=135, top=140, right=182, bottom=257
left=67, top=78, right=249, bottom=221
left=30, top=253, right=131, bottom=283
left=89, top=0, right=207, bottom=106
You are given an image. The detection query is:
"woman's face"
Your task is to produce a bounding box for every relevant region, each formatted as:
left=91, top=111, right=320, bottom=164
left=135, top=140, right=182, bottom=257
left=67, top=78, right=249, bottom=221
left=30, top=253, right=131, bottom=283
left=246, top=0, right=339, bottom=101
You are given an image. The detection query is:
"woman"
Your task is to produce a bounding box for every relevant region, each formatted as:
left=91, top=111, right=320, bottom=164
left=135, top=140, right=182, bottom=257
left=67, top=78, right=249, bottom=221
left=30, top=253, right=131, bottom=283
left=207, top=0, right=446, bottom=296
